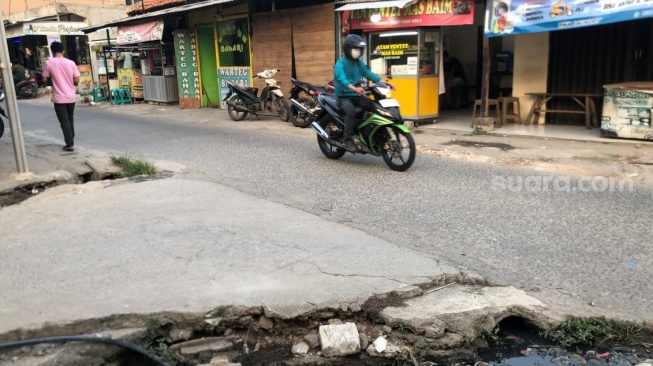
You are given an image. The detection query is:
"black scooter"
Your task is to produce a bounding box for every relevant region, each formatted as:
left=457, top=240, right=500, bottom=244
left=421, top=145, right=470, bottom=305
left=223, top=69, right=289, bottom=122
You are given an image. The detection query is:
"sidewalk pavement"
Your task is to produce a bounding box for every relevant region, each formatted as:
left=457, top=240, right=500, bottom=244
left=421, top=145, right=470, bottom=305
left=1, top=99, right=652, bottom=337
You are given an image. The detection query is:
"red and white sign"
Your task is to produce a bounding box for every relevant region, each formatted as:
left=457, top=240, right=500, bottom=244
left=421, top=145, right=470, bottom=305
left=117, top=19, right=164, bottom=45
left=343, top=0, right=474, bottom=30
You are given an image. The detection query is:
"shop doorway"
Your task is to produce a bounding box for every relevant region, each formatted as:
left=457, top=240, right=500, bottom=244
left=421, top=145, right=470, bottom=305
left=196, top=25, right=219, bottom=108
left=547, top=18, right=653, bottom=125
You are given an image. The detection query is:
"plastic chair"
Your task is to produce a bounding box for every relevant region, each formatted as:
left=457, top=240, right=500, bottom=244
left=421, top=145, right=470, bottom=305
left=498, top=97, right=522, bottom=126
left=92, top=86, right=108, bottom=102
left=110, top=88, right=133, bottom=105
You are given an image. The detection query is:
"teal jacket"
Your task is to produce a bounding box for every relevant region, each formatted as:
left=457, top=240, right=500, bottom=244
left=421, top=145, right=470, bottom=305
left=334, top=57, right=380, bottom=97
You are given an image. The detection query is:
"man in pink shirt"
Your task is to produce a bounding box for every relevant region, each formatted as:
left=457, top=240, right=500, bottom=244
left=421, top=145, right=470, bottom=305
left=42, top=41, right=80, bottom=152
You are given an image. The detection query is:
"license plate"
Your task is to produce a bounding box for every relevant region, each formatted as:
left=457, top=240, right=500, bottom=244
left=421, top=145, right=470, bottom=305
left=379, top=99, right=400, bottom=108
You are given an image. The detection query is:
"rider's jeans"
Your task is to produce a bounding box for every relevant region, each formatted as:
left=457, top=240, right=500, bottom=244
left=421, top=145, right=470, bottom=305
left=337, top=96, right=374, bottom=137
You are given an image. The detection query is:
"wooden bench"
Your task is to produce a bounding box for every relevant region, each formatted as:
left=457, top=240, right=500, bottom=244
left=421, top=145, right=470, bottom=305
left=525, top=92, right=602, bottom=129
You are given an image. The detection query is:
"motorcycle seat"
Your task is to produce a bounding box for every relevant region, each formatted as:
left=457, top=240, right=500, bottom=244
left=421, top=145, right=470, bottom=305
left=320, top=94, right=365, bottom=117
left=231, top=82, right=258, bottom=94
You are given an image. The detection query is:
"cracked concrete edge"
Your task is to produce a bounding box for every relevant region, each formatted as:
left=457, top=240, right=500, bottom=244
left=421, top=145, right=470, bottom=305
left=0, top=272, right=489, bottom=342
left=0, top=170, right=77, bottom=195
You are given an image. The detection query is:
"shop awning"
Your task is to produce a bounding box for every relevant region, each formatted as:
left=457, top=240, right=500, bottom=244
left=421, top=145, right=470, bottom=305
left=335, top=1, right=417, bottom=11
left=81, top=0, right=237, bottom=33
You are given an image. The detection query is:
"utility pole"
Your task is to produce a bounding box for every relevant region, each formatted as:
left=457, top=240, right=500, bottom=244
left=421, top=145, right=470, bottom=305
left=0, top=7, right=30, bottom=173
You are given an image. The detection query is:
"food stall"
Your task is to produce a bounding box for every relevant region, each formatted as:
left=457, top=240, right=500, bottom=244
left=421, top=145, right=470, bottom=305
left=116, top=19, right=178, bottom=103
left=140, top=42, right=178, bottom=103
left=337, top=0, right=475, bottom=121
left=116, top=51, right=144, bottom=100
left=369, top=29, right=440, bottom=120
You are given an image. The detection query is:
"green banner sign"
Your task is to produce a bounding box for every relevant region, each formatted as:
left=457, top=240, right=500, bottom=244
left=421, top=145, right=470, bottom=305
left=174, top=30, right=201, bottom=103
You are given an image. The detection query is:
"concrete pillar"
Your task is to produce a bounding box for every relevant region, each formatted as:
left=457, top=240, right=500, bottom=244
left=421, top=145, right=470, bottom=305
left=512, top=32, right=549, bottom=124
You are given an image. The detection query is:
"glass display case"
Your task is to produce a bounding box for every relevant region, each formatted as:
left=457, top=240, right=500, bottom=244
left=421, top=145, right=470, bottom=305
left=369, top=31, right=439, bottom=77
left=368, top=28, right=441, bottom=120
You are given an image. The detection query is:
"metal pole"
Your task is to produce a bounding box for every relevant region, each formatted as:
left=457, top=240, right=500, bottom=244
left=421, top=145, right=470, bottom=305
left=480, top=37, right=490, bottom=118
left=0, top=8, right=30, bottom=173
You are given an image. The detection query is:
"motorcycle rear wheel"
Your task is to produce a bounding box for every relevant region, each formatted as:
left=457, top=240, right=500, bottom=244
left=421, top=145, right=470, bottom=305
left=275, top=96, right=289, bottom=122
left=289, top=97, right=315, bottom=128
left=19, top=84, right=38, bottom=99
left=227, top=95, right=248, bottom=121
left=317, top=117, right=346, bottom=160
left=381, top=127, right=416, bottom=172
left=0, top=117, right=4, bottom=140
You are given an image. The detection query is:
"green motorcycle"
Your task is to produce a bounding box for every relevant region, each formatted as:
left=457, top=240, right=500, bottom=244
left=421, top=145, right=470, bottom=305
left=303, top=82, right=416, bottom=172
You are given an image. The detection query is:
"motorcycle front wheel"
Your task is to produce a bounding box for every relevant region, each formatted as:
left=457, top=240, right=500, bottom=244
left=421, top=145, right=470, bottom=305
left=289, top=97, right=315, bottom=128
left=381, top=127, right=416, bottom=172
left=227, top=95, right=248, bottom=121
left=275, top=96, right=289, bottom=122
left=317, top=116, right=346, bottom=160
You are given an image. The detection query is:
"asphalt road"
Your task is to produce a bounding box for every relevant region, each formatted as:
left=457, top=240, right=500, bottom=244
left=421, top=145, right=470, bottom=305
left=14, top=100, right=653, bottom=321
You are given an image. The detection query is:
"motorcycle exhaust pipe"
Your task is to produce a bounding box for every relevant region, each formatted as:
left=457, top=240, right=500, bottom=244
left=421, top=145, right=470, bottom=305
left=311, top=121, right=330, bottom=140
left=225, top=100, right=251, bottom=114
left=290, top=98, right=313, bottom=116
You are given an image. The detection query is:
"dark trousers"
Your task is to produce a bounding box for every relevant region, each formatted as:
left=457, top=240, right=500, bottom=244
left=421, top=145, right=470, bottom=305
left=337, top=96, right=375, bottom=137
left=54, top=103, right=75, bottom=146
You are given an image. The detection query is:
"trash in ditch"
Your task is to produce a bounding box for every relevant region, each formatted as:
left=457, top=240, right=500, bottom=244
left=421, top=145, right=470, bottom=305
left=626, top=173, right=640, bottom=178
left=627, top=261, right=637, bottom=267
left=31, top=189, right=39, bottom=194
left=373, top=336, right=387, bottom=352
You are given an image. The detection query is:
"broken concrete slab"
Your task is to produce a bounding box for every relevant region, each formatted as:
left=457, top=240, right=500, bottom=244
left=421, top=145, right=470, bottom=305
left=380, top=284, right=558, bottom=345
left=85, top=158, right=122, bottom=180
left=319, top=323, right=360, bottom=358
left=0, top=178, right=464, bottom=335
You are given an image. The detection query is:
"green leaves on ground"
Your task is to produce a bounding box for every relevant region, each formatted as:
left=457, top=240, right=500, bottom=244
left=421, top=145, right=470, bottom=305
left=541, top=316, right=649, bottom=348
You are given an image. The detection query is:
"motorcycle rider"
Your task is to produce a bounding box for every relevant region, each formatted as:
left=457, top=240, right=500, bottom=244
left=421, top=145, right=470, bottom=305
left=11, top=58, right=27, bottom=85
left=334, top=34, right=380, bottom=150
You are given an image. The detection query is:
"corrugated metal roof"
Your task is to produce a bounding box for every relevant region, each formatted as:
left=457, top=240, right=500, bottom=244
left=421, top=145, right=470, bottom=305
left=81, top=0, right=236, bottom=33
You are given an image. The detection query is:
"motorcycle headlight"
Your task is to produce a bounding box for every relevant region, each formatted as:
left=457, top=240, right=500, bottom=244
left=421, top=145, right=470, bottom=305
left=377, top=108, right=395, bottom=118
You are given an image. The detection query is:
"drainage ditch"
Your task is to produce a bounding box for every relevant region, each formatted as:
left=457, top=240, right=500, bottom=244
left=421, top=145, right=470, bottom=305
left=1, top=300, right=651, bottom=366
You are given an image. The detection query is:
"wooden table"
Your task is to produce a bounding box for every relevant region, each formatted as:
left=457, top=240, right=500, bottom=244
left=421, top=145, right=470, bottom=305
left=525, top=93, right=602, bottom=129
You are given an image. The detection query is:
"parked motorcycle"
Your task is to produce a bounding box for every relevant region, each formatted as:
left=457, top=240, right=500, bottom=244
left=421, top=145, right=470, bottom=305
left=304, top=81, right=416, bottom=172
left=288, top=78, right=334, bottom=128
left=0, top=77, right=38, bottom=99
left=223, top=69, right=289, bottom=122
